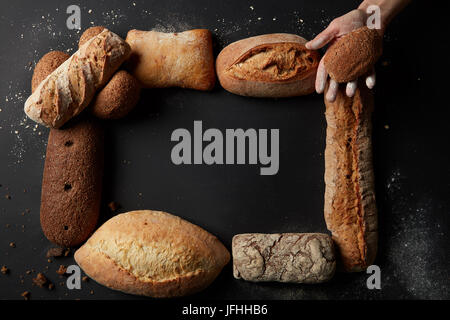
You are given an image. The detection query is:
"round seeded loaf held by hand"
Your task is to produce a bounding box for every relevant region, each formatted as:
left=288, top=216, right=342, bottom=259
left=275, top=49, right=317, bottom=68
left=324, top=27, right=383, bottom=83
left=74, top=210, right=230, bottom=298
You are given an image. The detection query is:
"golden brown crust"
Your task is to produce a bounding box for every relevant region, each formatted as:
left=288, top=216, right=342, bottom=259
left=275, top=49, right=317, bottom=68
left=216, top=33, right=319, bottom=98
left=24, top=29, right=131, bottom=128
left=91, top=70, right=141, bottom=119
left=324, top=81, right=377, bottom=272
left=40, top=118, right=104, bottom=247
left=125, top=29, right=216, bottom=91
left=31, top=51, right=70, bottom=93
left=74, top=210, right=230, bottom=297
left=324, top=27, right=382, bottom=83
left=79, top=26, right=106, bottom=48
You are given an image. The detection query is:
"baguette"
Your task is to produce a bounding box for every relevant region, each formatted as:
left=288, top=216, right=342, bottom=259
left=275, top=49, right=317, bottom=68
left=125, top=29, right=216, bottom=90
left=216, top=34, right=319, bottom=98
left=31, top=51, right=70, bottom=93
left=74, top=210, right=230, bottom=298
left=24, top=29, right=131, bottom=128
left=324, top=27, right=382, bottom=83
left=324, top=81, right=377, bottom=272
left=233, top=233, right=336, bottom=283
left=40, top=118, right=103, bottom=247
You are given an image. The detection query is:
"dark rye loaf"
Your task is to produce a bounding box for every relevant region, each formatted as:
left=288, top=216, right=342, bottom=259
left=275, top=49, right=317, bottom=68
left=40, top=117, right=104, bottom=247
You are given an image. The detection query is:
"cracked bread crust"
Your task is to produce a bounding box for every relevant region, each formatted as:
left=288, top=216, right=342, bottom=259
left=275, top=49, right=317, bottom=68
left=232, top=233, right=336, bottom=283
left=24, top=29, right=131, bottom=128
left=216, top=33, right=319, bottom=98
left=74, top=210, right=230, bottom=298
left=324, top=81, right=378, bottom=272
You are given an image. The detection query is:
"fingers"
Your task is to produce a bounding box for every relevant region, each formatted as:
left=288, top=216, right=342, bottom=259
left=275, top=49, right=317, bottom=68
left=306, top=25, right=338, bottom=50
left=315, top=58, right=328, bottom=94
left=366, top=72, right=376, bottom=89
left=346, top=81, right=357, bottom=97
left=326, top=79, right=339, bottom=102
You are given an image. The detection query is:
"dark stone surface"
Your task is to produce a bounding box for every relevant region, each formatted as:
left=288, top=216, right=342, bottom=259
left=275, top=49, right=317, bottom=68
left=0, top=0, right=448, bottom=300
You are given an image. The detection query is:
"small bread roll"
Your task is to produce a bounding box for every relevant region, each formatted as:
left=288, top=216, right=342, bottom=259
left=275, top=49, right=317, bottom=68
left=79, top=26, right=106, bottom=48
left=91, top=70, right=141, bottom=119
left=31, top=51, right=70, bottom=92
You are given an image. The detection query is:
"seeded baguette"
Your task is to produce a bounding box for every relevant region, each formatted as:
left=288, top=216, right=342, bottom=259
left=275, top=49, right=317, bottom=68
left=40, top=118, right=104, bottom=247
left=24, top=29, right=131, bottom=128
left=74, top=210, right=230, bottom=298
left=216, top=33, right=320, bottom=98
left=233, top=233, right=336, bottom=283
left=125, top=29, right=216, bottom=91
left=324, top=81, right=377, bottom=272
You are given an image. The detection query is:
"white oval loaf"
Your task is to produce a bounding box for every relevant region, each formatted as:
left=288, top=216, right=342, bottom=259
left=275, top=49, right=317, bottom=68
left=24, top=29, right=131, bottom=128
left=216, top=33, right=320, bottom=98
left=74, top=210, right=230, bottom=298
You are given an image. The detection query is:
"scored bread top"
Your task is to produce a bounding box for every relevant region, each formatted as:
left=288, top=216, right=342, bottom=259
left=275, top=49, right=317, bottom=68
left=75, top=210, right=230, bottom=297
left=24, top=29, right=131, bottom=128
left=218, top=33, right=319, bottom=83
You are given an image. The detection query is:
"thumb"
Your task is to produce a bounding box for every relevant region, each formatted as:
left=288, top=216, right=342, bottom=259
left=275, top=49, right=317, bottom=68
left=306, top=26, right=338, bottom=50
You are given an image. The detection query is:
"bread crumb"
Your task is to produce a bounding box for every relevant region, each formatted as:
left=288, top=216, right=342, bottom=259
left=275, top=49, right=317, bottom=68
left=108, top=201, right=120, bottom=212
left=384, top=124, right=390, bottom=130
left=9, top=242, right=15, bottom=248
left=1, top=266, right=9, bottom=274
left=56, top=265, right=67, bottom=275
left=32, top=273, right=48, bottom=288
left=249, top=6, right=254, bottom=10
left=46, top=247, right=64, bottom=258
left=82, top=276, right=89, bottom=282
left=5, top=194, right=11, bottom=200
left=21, top=291, right=30, bottom=300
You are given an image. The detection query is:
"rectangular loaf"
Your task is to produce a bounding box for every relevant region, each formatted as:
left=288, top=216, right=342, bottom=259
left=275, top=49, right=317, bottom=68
left=125, top=29, right=216, bottom=90
left=324, top=81, right=378, bottom=272
left=232, top=233, right=336, bottom=283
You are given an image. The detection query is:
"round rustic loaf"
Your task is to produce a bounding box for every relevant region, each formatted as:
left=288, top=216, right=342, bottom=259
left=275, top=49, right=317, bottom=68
left=324, top=27, right=383, bottom=83
left=79, top=26, right=106, bottom=48
left=91, top=70, right=141, bottom=119
left=31, top=51, right=70, bottom=92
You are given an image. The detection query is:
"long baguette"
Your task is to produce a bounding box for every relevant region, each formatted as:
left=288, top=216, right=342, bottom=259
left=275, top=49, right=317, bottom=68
left=324, top=81, right=377, bottom=272
left=24, top=29, right=131, bottom=128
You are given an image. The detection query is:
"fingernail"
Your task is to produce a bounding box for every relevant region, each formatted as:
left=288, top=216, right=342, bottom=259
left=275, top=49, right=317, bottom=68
left=366, top=77, right=375, bottom=89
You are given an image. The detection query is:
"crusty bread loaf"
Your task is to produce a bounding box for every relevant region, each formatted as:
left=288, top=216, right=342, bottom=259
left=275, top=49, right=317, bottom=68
left=24, top=29, right=131, bottom=128
left=91, top=70, right=141, bottom=119
left=324, top=27, right=382, bottom=83
left=216, top=34, right=319, bottom=98
left=79, top=26, right=106, bottom=48
left=74, top=210, right=230, bottom=298
left=324, top=80, right=377, bottom=272
left=32, top=51, right=70, bottom=93
left=125, top=29, right=215, bottom=91
left=40, top=118, right=103, bottom=247
left=233, top=233, right=336, bottom=283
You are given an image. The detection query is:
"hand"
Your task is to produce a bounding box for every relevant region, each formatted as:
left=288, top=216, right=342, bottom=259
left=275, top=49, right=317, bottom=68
left=306, top=9, right=377, bottom=102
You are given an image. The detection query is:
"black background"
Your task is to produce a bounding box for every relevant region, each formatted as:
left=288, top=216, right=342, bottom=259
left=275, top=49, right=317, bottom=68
left=0, top=0, right=448, bottom=300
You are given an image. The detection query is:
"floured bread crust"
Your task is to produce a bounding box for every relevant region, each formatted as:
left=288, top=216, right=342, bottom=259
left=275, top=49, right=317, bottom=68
left=125, top=29, right=216, bottom=91
left=24, top=29, right=131, bottom=128
left=233, top=233, right=336, bottom=283
left=75, top=210, right=230, bottom=298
